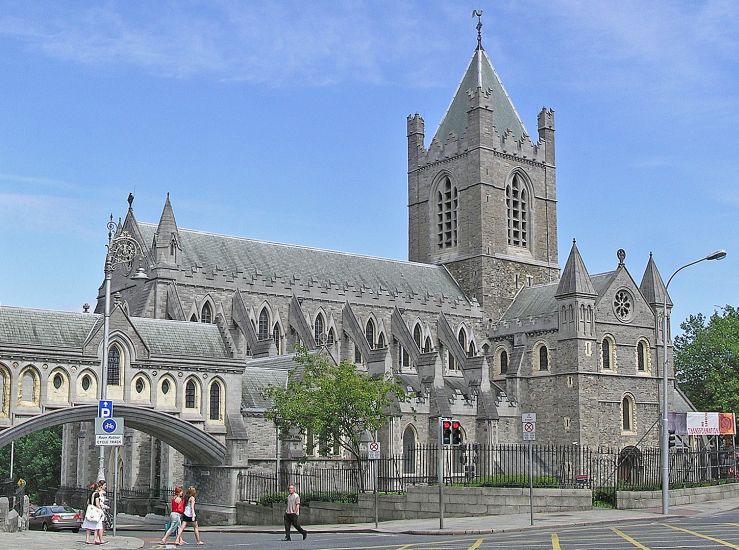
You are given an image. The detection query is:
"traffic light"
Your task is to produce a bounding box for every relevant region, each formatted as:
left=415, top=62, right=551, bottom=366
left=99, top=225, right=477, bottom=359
left=668, top=429, right=676, bottom=448
left=442, top=419, right=452, bottom=445
left=452, top=421, right=463, bottom=445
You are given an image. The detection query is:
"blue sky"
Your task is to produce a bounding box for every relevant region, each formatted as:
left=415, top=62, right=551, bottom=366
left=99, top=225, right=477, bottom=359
left=0, top=0, right=736, bottom=332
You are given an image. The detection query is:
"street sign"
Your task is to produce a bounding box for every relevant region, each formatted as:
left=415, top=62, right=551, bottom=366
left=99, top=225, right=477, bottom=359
left=367, top=441, right=381, bottom=460
left=523, top=431, right=536, bottom=441
left=95, top=416, right=124, bottom=446
left=98, top=400, right=113, bottom=419
left=521, top=413, right=536, bottom=423
left=522, top=413, right=536, bottom=441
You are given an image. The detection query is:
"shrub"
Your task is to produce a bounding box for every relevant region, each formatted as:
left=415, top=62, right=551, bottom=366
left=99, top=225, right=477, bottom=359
left=475, top=474, right=559, bottom=488
left=258, top=491, right=358, bottom=507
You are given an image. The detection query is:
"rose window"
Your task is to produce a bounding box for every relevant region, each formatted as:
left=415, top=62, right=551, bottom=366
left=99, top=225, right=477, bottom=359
left=613, top=290, right=632, bottom=321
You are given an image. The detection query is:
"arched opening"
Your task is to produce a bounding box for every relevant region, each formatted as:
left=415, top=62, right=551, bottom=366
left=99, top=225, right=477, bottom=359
left=602, top=337, right=615, bottom=370
left=637, top=340, right=648, bottom=372
left=377, top=332, right=386, bottom=349
left=458, top=327, right=467, bottom=352
left=0, top=364, right=10, bottom=417
left=506, top=172, right=529, bottom=248
left=47, top=369, right=69, bottom=403
left=18, top=366, right=40, bottom=406
left=622, top=394, right=635, bottom=432
left=538, top=345, right=549, bottom=371
left=436, top=175, right=458, bottom=249
left=185, top=379, right=198, bottom=410
left=499, top=349, right=508, bottom=374
left=273, top=324, right=282, bottom=354
left=327, top=327, right=336, bottom=345
left=423, top=336, right=432, bottom=353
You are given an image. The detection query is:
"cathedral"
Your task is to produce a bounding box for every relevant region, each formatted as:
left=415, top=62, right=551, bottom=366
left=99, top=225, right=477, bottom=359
left=0, top=29, right=692, bottom=521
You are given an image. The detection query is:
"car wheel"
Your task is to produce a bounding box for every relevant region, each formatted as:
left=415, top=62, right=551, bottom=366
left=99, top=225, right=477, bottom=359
left=72, top=528, right=80, bottom=533
left=42, top=522, right=48, bottom=531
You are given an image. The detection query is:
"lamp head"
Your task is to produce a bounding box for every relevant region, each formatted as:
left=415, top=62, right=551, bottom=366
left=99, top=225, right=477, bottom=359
left=706, top=250, right=727, bottom=261
left=131, top=266, right=148, bottom=280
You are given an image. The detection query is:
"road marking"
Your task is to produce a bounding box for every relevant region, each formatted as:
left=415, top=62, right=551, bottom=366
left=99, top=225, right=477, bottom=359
left=660, top=522, right=739, bottom=548
left=467, top=539, right=483, bottom=550
left=610, top=527, right=651, bottom=549
left=396, top=545, right=413, bottom=550
left=551, top=532, right=561, bottom=550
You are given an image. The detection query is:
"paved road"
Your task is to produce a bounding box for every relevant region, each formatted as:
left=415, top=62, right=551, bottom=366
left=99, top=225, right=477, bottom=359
left=125, top=508, right=739, bottom=549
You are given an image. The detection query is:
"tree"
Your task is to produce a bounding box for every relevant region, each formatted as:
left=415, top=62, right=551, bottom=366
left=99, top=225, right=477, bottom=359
left=0, top=426, right=63, bottom=502
left=675, top=306, right=739, bottom=413
left=264, top=349, right=406, bottom=464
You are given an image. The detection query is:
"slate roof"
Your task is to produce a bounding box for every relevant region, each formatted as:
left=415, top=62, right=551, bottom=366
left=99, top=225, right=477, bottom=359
left=501, top=271, right=617, bottom=321
left=0, top=306, right=99, bottom=349
left=241, top=355, right=297, bottom=410
left=433, top=47, right=528, bottom=145
left=556, top=242, right=596, bottom=296
left=138, top=223, right=466, bottom=300
left=128, top=317, right=229, bottom=358
left=0, top=305, right=229, bottom=359
left=639, top=254, right=672, bottom=306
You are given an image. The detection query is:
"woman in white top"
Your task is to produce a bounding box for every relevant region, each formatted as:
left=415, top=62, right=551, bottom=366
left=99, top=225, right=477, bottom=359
left=80, top=480, right=105, bottom=545
left=175, top=486, right=204, bottom=545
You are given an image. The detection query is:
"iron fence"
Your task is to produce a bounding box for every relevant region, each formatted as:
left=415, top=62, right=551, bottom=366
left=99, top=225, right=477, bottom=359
left=238, top=443, right=739, bottom=503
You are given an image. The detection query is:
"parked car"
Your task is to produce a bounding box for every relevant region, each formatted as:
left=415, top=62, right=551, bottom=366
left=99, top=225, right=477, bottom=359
left=28, top=505, right=81, bottom=532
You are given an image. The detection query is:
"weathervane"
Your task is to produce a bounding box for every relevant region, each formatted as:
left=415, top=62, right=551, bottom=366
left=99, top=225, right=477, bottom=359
left=472, top=10, right=483, bottom=50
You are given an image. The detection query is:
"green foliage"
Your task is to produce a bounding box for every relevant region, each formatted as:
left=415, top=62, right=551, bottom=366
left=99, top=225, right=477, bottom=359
left=0, top=426, right=63, bottom=502
left=258, top=491, right=358, bottom=507
left=472, top=474, right=559, bottom=488
left=593, top=488, right=616, bottom=507
left=675, top=306, right=739, bottom=413
left=264, top=349, right=406, bottom=462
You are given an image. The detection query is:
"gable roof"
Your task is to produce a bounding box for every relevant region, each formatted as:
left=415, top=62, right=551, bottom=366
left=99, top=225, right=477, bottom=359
left=138, top=223, right=467, bottom=301
left=433, top=47, right=528, bottom=145
left=640, top=253, right=673, bottom=306
left=501, top=271, right=618, bottom=322
left=128, top=316, right=229, bottom=358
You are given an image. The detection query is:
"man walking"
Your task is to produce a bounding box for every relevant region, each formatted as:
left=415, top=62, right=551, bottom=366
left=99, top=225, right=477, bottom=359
left=283, top=484, right=307, bottom=541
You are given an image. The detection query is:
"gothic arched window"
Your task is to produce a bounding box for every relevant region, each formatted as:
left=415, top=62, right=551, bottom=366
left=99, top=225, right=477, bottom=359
left=273, top=324, right=281, bottom=354
left=538, top=345, right=549, bottom=371
left=258, top=308, right=270, bottom=340
left=436, top=176, right=458, bottom=249
left=107, top=346, right=121, bottom=386
left=377, top=332, right=386, bottom=349
left=506, top=173, right=528, bottom=247
left=185, top=380, right=197, bottom=409
left=602, top=336, right=616, bottom=370
left=201, top=302, right=212, bottom=324
left=622, top=394, right=635, bottom=432
left=403, top=425, right=417, bottom=474
left=458, top=328, right=467, bottom=352
left=500, top=350, right=508, bottom=374
left=314, top=313, right=325, bottom=344
left=209, top=381, right=222, bottom=421
left=365, top=319, right=375, bottom=350
left=190, top=313, right=198, bottom=322
left=327, top=327, right=335, bottom=345
left=413, top=324, right=423, bottom=350
left=399, top=343, right=410, bottom=370
left=637, top=340, right=648, bottom=372
left=424, top=336, right=433, bottom=353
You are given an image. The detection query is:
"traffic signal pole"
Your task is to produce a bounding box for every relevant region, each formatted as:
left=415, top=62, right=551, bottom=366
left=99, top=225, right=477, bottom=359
left=438, top=417, right=445, bottom=530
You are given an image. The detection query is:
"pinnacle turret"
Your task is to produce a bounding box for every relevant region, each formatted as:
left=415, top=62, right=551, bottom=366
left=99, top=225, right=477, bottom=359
left=640, top=253, right=672, bottom=307
left=556, top=240, right=596, bottom=296
left=154, top=193, right=180, bottom=269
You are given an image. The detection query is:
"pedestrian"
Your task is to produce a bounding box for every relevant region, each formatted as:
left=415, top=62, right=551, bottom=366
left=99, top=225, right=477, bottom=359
left=161, top=486, right=184, bottom=545
left=81, top=480, right=105, bottom=545
left=282, top=484, right=307, bottom=541
left=175, top=486, right=204, bottom=545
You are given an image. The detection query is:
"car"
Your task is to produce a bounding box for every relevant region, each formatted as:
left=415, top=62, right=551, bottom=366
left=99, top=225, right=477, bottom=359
left=28, top=505, right=82, bottom=532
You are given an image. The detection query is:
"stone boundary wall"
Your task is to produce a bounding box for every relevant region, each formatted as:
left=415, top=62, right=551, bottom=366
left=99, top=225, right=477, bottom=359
left=237, top=486, right=592, bottom=525
left=617, top=483, right=739, bottom=510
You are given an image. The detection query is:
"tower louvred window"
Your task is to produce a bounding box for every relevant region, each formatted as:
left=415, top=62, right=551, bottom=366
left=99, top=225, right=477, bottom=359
left=436, top=176, right=458, bottom=249
left=507, top=173, right=528, bottom=247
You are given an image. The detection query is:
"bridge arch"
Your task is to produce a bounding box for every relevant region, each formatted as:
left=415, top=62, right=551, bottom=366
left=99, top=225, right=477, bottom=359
left=0, top=404, right=226, bottom=465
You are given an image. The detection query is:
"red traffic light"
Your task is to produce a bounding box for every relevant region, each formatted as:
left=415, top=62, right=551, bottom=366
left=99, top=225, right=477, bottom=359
left=452, top=421, right=461, bottom=430
left=443, top=420, right=451, bottom=430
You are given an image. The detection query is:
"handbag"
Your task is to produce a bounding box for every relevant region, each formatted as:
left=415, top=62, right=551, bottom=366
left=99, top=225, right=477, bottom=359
left=85, top=504, right=104, bottom=523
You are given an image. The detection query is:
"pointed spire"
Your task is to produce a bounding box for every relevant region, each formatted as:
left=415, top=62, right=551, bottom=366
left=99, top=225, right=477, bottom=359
left=156, top=192, right=179, bottom=239
left=640, top=253, right=673, bottom=307
left=556, top=240, right=596, bottom=296
left=472, top=10, right=484, bottom=51
left=432, top=42, right=528, bottom=145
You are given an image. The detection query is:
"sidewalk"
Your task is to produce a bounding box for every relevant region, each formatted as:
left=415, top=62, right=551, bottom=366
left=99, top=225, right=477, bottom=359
left=0, top=531, right=143, bottom=550
left=115, top=495, right=739, bottom=536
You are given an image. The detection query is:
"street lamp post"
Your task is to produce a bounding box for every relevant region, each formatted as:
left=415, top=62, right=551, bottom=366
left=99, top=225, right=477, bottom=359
left=661, top=249, right=726, bottom=515
left=96, top=215, right=147, bottom=483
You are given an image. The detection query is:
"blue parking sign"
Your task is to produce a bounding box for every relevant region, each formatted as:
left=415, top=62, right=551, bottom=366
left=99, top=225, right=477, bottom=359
left=98, top=400, right=113, bottom=418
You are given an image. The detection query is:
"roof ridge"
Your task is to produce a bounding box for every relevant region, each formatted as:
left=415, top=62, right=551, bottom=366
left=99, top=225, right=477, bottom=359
left=0, top=304, right=99, bottom=318
left=140, top=222, right=451, bottom=271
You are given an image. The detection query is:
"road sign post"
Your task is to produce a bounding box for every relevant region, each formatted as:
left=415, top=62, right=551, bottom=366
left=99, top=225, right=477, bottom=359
left=522, top=413, right=536, bottom=526
left=367, top=440, right=381, bottom=528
